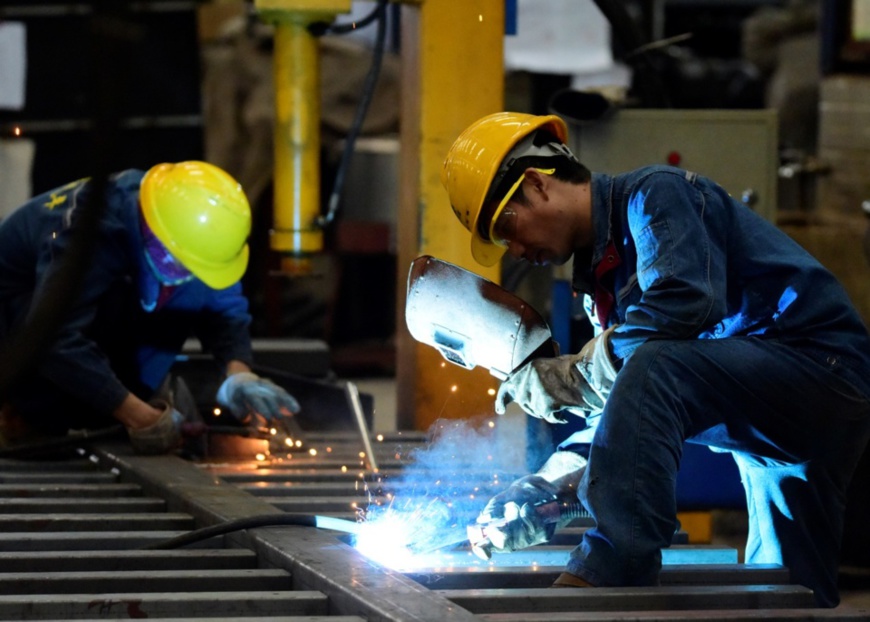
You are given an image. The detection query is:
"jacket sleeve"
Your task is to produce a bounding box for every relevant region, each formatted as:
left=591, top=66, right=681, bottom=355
left=30, top=210, right=133, bottom=415
left=196, top=282, right=254, bottom=372
left=609, top=172, right=729, bottom=360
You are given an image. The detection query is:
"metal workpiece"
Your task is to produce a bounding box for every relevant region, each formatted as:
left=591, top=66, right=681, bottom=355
left=441, top=584, right=816, bottom=614
left=1, top=435, right=869, bottom=621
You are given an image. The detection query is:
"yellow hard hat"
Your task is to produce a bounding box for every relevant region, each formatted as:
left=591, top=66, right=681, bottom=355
left=140, top=161, right=251, bottom=290
left=441, top=112, right=569, bottom=267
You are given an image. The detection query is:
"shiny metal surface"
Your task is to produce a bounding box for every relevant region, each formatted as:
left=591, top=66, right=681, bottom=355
left=1, top=433, right=868, bottom=621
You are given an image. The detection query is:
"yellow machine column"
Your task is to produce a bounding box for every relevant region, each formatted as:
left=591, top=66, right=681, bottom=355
left=255, top=0, right=352, bottom=273
left=396, top=0, right=505, bottom=430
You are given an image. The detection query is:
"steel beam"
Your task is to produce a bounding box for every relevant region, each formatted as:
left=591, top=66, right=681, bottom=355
left=441, top=585, right=815, bottom=614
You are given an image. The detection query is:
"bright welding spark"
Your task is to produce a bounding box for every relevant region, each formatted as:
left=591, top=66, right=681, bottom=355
left=451, top=385, right=458, bottom=392
left=354, top=515, right=419, bottom=569
left=487, top=421, right=495, bottom=428
left=341, top=466, right=348, bottom=472
left=213, top=407, right=221, bottom=416
left=255, top=453, right=266, bottom=461
left=284, top=438, right=293, bottom=447
left=13, top=126, right=22, bottom=137
left=295, top=440, right=302, bottom=448
left=376, top=434, right=384, bottom=442
left=309, top=448, right=317, bottom=456
left=270, top=428, right=277, bottom=435
left=326, top=446, right=332, bottom=453
left=487, top=388, right=495, bottom=396
left=359, top=451, right=366, bottom=459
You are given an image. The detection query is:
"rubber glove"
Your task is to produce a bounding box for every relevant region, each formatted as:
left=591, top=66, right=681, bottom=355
left=216, top=372, right=301, bottom=424
left=473, top=451, right=587, bottom=559
left=495, top=325, right=619, bottom=422
left=127, top=399, right=182, bottom=455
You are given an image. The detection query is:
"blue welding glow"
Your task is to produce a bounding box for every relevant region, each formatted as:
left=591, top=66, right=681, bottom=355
left=353, top=416, right=532, bottom=570
left=776, top=286, right=798, bottom=317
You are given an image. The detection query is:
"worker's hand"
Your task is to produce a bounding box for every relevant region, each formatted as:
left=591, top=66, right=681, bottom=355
left=495, top=355, right=602, bottom=423
left=495, top=326, right=619, bottom=422
left=216, top=372, right=301, bottom=424
left=472, top=475, right=560, bottom=559
left=126, top=399, right=183, bottom=455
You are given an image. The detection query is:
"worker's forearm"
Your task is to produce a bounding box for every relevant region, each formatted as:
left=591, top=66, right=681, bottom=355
left=536, top=451, right=587, bottom=496
left=112, top=393, right=163, bottom=430
left=225, top=359, right=252, bottom=377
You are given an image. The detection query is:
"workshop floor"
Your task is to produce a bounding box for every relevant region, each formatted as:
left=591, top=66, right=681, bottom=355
left=351, top=376, right=870, bottom=612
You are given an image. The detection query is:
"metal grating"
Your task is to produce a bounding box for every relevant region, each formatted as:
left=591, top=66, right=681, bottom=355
left=0, top=432, right=867, bottom=621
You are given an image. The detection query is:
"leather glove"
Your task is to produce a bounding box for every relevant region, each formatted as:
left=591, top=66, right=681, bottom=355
left=127, top=399, right=182, bottom=455
left=495, top=325, right=619, bottom=422
left=575, top=324, right=619, bottom=407
left=472, top=451, right=587, bottom=559
left=216, top=372, right=301, bottom=424
left=474, top=474, right=561, bottom=557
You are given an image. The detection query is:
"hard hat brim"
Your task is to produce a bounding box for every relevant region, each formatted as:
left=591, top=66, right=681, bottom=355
left=182, top=244, right=249, bottom=290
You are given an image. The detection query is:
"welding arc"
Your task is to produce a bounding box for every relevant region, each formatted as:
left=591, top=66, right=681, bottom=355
left=142, top=514, right=358, bottom=550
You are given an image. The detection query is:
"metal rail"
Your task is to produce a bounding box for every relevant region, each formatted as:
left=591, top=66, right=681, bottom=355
left=0, top=432, right=867, bottom=621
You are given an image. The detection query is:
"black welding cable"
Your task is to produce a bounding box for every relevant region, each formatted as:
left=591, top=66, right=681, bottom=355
left=315, top=0, right=389, bottom=228
left=142, top=513, right=355, bottom=550
left=308, top=0, right=383, bottom=36
left=0, top=425, right=125, bottom=458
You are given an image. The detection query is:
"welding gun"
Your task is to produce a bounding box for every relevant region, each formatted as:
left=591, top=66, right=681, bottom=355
left=466, top=497, right=586, bottom=560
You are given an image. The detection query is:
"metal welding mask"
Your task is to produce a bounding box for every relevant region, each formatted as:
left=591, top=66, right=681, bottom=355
left=405, top=255, right=557, bottom=380
left=440, top=112, right=569, bottom=267
left=140, top=161, right=251, bottom=290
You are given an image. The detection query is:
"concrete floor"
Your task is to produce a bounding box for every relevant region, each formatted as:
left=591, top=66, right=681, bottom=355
left=351, top=375, right=870, bottom=612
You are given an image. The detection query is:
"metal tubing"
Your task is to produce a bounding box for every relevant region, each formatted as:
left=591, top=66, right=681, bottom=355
left=271, top=18, right=323, bottom=261
left=344, top=381, right=379, bottom=472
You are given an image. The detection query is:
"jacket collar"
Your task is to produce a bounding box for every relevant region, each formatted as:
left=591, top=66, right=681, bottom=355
left=572, top=172, right=615, bottom=294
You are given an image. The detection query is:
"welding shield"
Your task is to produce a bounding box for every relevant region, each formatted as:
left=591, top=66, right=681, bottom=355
left=405, top=256, right=557, bottom=380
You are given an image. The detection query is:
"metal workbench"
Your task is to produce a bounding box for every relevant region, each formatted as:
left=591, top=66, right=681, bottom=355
left=0, top=431, right=866, bottom=621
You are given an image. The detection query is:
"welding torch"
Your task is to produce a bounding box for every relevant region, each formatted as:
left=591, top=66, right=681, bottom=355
left=466, top=497, right=586, bottom=560
left=406, top=496, right=586, bottom=559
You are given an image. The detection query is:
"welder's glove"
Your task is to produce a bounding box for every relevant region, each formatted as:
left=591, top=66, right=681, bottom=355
left=473, top=475, right=561, bottom=558
left=495, top=325, right=619, bottom=422
left=127, top=399, right=183, bottom=455
left=472, top=450, right=587, bottom=559
left=574, top=324, right=620, bottom=406
left=216, top=372, right=301, bottom=424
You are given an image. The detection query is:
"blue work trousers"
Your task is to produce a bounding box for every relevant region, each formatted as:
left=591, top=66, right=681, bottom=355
left=565, top=336, right=870, bottom=607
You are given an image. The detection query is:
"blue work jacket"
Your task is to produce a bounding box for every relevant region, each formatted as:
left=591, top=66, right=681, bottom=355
left=574, top=166, right=870, bottom=395
left=0, top=170, right=253, bottom=416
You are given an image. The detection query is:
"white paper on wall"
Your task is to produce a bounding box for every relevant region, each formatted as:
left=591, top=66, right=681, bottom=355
left=0, top=22, right=27, bottom=111
left=505, top=0, right=614, bottom=75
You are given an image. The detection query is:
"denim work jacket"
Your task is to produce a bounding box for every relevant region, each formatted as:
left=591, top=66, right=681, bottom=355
left=0, top=170, right=253, bottom=415
left=573, top=165, right=870, bottom=396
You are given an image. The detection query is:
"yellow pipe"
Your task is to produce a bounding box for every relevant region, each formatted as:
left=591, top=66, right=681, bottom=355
left=255, top=1, right=351, bottom=273
left=271, top=18, right=322, bottom=269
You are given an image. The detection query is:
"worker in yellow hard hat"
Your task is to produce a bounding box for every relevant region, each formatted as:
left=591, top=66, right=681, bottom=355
left=442, top=112, right=870, bottom=607
left=0, top=161, right=299, bottom=454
